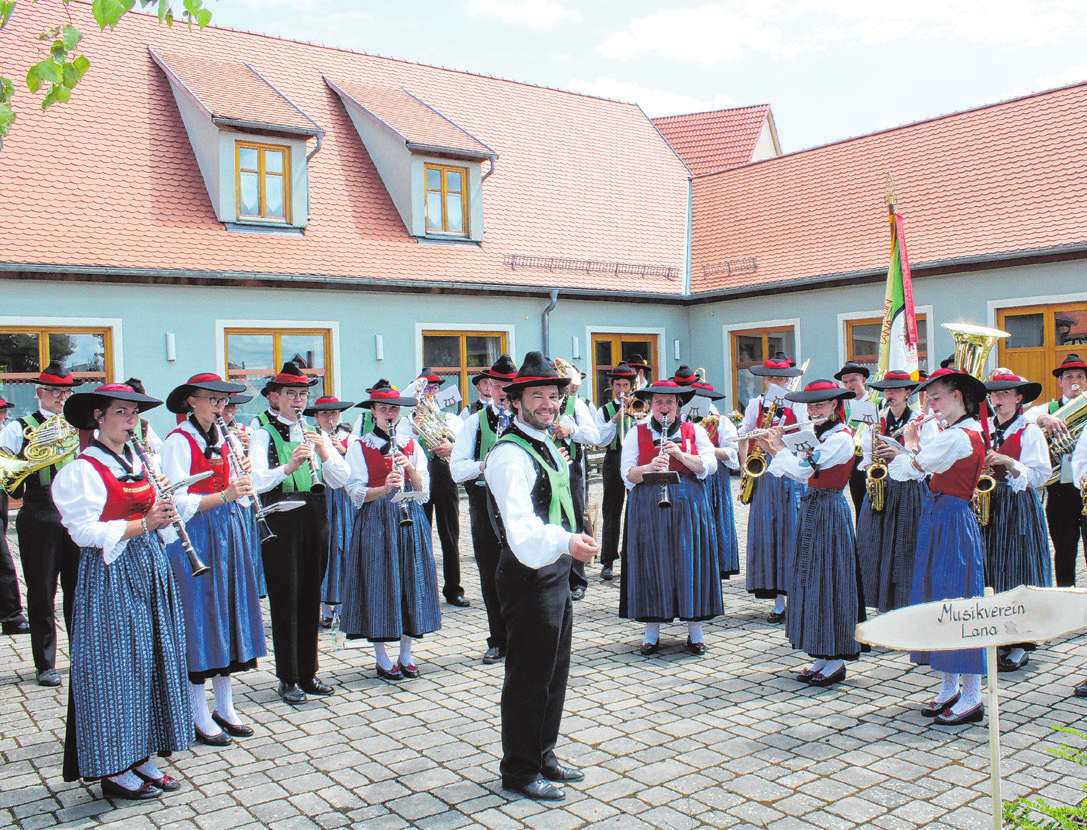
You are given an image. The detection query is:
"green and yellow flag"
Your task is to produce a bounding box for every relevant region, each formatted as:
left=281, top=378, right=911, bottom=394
left=878, top=210, right=920, bottom=380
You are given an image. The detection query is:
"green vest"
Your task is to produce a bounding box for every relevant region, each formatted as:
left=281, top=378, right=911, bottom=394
left=262, top=415, right=317, bottom=493
left=477, top=411, right=499, bottom=460
left=496, top=432, right=576, bottom=530
left=360, top=410, right=376, bottom=435
left=602, top=401, right=623, bottom=450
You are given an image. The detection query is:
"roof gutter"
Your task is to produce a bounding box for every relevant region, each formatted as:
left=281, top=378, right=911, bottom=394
left=542, top=289, right=559, bottom=356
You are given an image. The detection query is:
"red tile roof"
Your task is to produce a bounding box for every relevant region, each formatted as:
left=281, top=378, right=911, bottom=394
left=653, top=105, right=772, bottom=177
left=690, top=84, right=1087, bottom=294
left=1, top=4, right=688, bottom=295
left=325, top=80, right=494, bottom=158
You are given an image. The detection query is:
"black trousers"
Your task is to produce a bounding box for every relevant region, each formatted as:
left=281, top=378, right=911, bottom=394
left=1047, top=482, right=1087, bottom=587
left=496, top=547, right=572, bottom=788
left=0, top=491, right=27, bottom=625
left=600, top=449, right=626, bottom=568
left=568, top=452, right=588, bottom=591
left=848, top=465, right=867, bottom=515
left=17, top=488, right=79, bottom=671
left=424, top=457, right=463, bottom=601
left=466, top=482, right=507, bottom=649
left=261, top=491, right=328, bottom=683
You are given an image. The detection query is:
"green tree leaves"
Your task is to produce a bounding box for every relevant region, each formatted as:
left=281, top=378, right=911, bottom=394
left=0, top=0, right=212, bottom=149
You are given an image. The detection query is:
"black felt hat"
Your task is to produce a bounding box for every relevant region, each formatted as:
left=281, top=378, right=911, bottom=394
left=304, top=396, right=356, bottom=415
left=416, top=368, right=446, bottom=388
left=689, top=382, right=726, bottom=401
left=267, top=362, right=318, bottom=390
left=1053, top=354, right=1087, bottom=378
left=64, top=383, right=162, bottom=430
left=480, top=354, right=518, bottom=382
left=354, top=379, right=417, bottom=409
left=867, top=370, right=919, bottom=391
left=914, top=368, right=988, bottom=402
left=834, top=361, right=871, bottom=381
left=227, top=393, right=253, bottom=405
left=609, top=362, right=637, bottom=380
left=984, top=373, right=1043, bottom=404
left=627, top=353, right=651, bottom=372
left=633, top=381, right=696, bottom=405
left=749, top=352, right=803, bottom=378
left=35, top=362, right=83, bottom=388
left=505, top=351, right=571, bottom=393
left=785, top=380, right=857, bottom=403
left=671, top=365, right=700, bottom=386
left=167, top=372, right=246, bottom=413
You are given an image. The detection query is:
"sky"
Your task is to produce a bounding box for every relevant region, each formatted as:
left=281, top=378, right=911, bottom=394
left=203, top=0, right=1087, bottom=154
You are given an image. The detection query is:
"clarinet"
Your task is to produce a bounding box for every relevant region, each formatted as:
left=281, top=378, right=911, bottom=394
left=294, top=408, right=327, bottom=494
left=656, top=413, right=674, bottom=508
left=388, top=432, right=414, bottom=527
left=130, top=435, right=210, bottom=577
left=215, top=415, right=275, bottom=543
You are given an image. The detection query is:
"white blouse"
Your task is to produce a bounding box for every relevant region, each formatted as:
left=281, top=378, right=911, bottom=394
left=987, top=415, right=1051, bottom=492
left=619, top=420, right=717, bottom=490
left=769, top=423, right=854, bottom=484
left=889, top=418, right=981, bottom=481
left=345, top=428, right=431, bottom=508
left=249, top=412, right=349, bottom=494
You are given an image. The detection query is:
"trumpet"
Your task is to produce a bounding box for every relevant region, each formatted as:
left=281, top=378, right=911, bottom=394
left=131, top=435, right=209, bottom=578
left=620, top=393, right=649, bottom=421
left=294, top=408, right=326, bottom=494
left=736, top=417, right=827, bottom=442
left=216, top=415, right=275, bottom=542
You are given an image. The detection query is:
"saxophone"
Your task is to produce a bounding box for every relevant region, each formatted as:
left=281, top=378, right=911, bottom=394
left=738, top=401, right=775, bottom=505
left=972, top=463, right=996, bottom=527
left=865, top=413, right=887, bottom=512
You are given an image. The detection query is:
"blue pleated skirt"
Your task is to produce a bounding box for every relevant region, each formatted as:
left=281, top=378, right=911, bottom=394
left=168, top=501, right=266, bottom=677
left=910, top=493, right=986, bottom=675
left=322, top=486, right=354, bottom=604
left=620, top=477, right=722, bottom=622
left=341, top=495, right=442, bottom=641
left=982, top=482, right=1054, bottom=592
left=709, top=466, right=740, bottom=578
left=856, top=478, right=928, bottom=612
left=787, top=488, right=865, bottom=659
left=746, top=472, right=803, bottom=597
left=70, top=535, right=193, bottom=779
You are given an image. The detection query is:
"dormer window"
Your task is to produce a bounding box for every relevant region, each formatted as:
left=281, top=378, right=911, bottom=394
left=237, top=142, right=291, bottom=223
left=425, top=163, right=468, bottom=236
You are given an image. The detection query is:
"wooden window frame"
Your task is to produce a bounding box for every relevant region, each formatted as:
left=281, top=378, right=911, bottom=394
left=997, top=300, right=1087, bottom=402
left=0, top=325, right=114, bottom=384
left=424, top=163, right=470, bottom=237
left=588, top=333, right=660, bottom=408
left=223, top=327, right=332, bottom=392
left=729, top=325, right=796, bottom=409
left=235, top=141, right=291, bottom=224
left=421, top=329, right=508, bottom=403
left=844, top=314, right=929, bottom=370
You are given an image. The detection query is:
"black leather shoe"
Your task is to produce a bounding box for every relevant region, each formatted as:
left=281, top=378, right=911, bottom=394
left=101, top=777, right=161, bottom=800
left=638, top=641, right=659, bottom=657
left=36, top=668, right=61, bottom=687
left=685, top=637, right=707, bottom=656
left=504, top=776, right=565, bottom=802
left=1074, top=678, right=1087, bottom=698
left=446, top=595, right=471, bottom=607
left=934, top=702, right=984, bottom=726
left=542, top=765, right=584, bottom=782
left=132, top=768, right=182, bottom=792
left=482, top=646, right=506, bottom=665
left=194, top=726, right=232, bottom=747
left=212, top=711, right=254, bottom=738
left=299, top=677, right=334, bottom=696
left=397, top=660, right=421, bottom=679
left=796, top=668, right=816, bottom=684
left=808, top=665, right=846, bottom=687
left=768, top=609, right=786, bottom=624
left=920, top=692, right=960, bottom=717
left=998, top=652, right=1029, bottom=672
left=600, top=566, right=613, bottom=581
left=2, top=620, right=30, bottom=635
left=570, top=586, right=586, bottom=601
left=277, top=682, right=307, bottom=704
left=320, top=615, right=333, bottom=629
left=376, top=664, right=403, bottom=681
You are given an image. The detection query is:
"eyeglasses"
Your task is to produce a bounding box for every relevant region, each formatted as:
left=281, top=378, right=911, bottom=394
left=195, top=395, right=229, bottom=406
left=42, top=389, right=74, bottom=400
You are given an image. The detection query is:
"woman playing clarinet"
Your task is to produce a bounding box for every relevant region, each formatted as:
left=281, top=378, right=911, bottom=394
left=159, top=373, right=266, bottom=746
left=53, top=383, right=197, bottom=799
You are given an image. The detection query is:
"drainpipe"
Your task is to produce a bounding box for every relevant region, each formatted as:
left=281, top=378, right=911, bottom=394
left=542, top=289, right=559, bottom=357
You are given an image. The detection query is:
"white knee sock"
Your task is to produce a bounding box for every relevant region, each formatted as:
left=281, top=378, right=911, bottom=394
left=950, top=673, right=983, bottom=714
left=189, top=682, right=217, bottom=734
left=773, top=594, right=786, bottom=613
left=687, top=622, right=704, bottom=643
left=374, top=643, right=394, bottom=670
left=1005, top=647, right=1026, bottom=665
left=810, top=658, right=828, bottom=674
left=821, top=658, right=844, bottom=676
left=643, top=623, right=660, bottom=645
left=936, top=672, right=960, bottom=704
left=108, top=770, right=144, bottom=789
left=212, top=674, right=238, bottom=724
left=399, top=636, right=413, bottom=665
left=133, top=758, right=162, bottom=780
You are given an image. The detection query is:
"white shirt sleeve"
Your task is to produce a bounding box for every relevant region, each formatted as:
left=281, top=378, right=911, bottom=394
left=1072, top=428, right=1087, bottom=486
left=344, top=439, right=370, bottom=508
left=449, top=413, right=484, bottom=483
left=1023, top=402, right=1049, bottom=424
left=144, top=423, right=164, bottom=454
left=1005, top=422, right=1051, bottom=492
left=692, top=424, right=718, bottom=479
left=594, top=403, right=618, bottom=447
left=740, top=398, right=761, bottom=434
left=484, top=441, right=573, bottom=569
left=0, top=417, right=24, bottom=455
left=409, top=438, right=430, bottom=501
left=715, top=418, right=740, bottom=470
left=564, top=398, right=599, bottom=446
left=158, top=431, right=194, bottom=493
left=768, top=427, right=854, bottom=483
left=315, top=431, right=350, bottom=489
left=52, top=458, right=127, bottom=563
left=620, top=424, right=641, bottom=489
left=249, top=427, right=288, bottom=493
left=890, top=424, right=973, bottom=480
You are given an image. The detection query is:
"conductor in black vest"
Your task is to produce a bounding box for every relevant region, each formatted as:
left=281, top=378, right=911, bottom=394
left=484, top=352, right=598, bottom=802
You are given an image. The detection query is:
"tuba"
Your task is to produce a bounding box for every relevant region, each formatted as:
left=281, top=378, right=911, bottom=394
left=0, top=414, right=79, bottom=495
left=942, top=323, right=1009, bottom=526
left=1043, top=385, right=1087, bottom=487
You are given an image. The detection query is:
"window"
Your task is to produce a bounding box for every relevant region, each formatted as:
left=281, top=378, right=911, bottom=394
left=731, top=326, right=796, bottom=411
left=224, top=328, right=331, bottom=420
left=0, top=326, right=112, bottom=414
left=590, top=334, right=658, bottom=408
left=424, top=164, right=469, bottom=236
left=844, top=315, right=929, bottom=375
left=997, top=301, right=1087, bottom=402
left=236, top=142, right=290, bottom=223
left=422, top=330, right=507, bottom=406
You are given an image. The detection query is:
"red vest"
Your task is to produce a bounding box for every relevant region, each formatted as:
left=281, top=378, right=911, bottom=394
left=636, top=421, right=698, bottom=476
left=990, top=425, right=1023, bottom=483
left=809, top=426, right=856, bottom=490
left=361, top=438, right=417, bottom=487
left=169, top=429, right=230, bottom=494
left=83, top=455, right=156, bottom=521
left=930, top=430, right=985, bottom=499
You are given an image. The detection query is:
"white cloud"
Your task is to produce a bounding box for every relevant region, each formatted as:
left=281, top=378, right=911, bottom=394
left=467, top=0, right=580, bottom=28
left=599, top=0, right=1087, bottom=65
left=1036, top=66, right=1087, bottom=90
left=566, top=77, right=738, bottom=117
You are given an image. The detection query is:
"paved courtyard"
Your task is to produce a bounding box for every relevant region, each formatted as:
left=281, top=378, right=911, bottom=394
left=1, top=478, right=1086, bottom=829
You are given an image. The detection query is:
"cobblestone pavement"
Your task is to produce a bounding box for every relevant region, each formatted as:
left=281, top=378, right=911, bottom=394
left=2, top=478, right=1086, bottom=829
